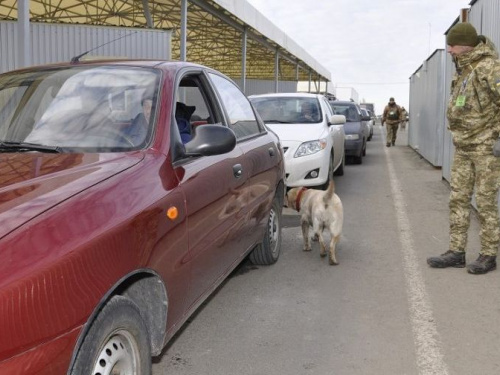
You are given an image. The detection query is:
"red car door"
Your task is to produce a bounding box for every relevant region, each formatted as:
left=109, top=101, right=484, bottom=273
left=170, top=71, right=250, bottom=309
left=207, top=72, right=282, bottom=252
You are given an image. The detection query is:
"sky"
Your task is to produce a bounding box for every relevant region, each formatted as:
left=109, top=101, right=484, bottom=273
left=245, top=0, right=471, bottom=115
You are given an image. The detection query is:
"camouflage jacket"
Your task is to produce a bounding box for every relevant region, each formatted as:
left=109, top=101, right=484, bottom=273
left=447, top=37, right=500, bottom=152
left=382, top=104, right=402, bottom=125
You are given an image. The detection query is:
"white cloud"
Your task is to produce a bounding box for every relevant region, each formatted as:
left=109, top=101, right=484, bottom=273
left=246, top=0, right=471, bottom=114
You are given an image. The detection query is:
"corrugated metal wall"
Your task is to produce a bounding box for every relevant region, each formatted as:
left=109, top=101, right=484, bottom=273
left=0, top=22, right=18, bottom=73
left=468, top=0, right=500, bottom=42
left=408, top=50, right=446, bottom=167
left=0, top=21, right=171, bottom=73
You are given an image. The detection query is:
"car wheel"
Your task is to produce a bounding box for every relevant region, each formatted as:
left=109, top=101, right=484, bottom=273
left=334, top=152, right=345, bottom=176
left=71, top=296, right=151, bottom=375
left=249, top=195, right=282, bottom=265
left=362, top=140, right=367, bottom=156
left=353, top=149, right=363, bottom=164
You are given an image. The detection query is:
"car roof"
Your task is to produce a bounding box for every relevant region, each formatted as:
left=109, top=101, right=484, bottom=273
left=249, top=92, right=325, bottom=99
left=2, top=59, right=212, bottom=76
left=329, top=100, right=358, bottom=106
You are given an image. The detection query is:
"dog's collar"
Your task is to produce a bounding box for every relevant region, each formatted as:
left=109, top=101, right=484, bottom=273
left=295, top=187, right=308, bottom=211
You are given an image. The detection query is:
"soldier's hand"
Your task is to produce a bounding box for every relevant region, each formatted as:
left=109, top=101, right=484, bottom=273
left=493, top=138, right=500, bottom=157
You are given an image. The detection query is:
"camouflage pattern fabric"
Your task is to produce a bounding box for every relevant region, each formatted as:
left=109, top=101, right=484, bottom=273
left=386, top=123, right=399, bottom=143
left=382, top=104, right=402, bottom=125
left=447, top=37, right=500, bottom=256
left=449, top=148, right=500, bottom=255
left=447, top=37, right=500, bottom=152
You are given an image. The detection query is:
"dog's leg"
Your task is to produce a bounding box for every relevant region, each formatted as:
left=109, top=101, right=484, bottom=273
left=318, top=232, right=327, bottom=258
left=329, top=235, right=340, bottom=265
left=301, top=220, right=311, bottom=251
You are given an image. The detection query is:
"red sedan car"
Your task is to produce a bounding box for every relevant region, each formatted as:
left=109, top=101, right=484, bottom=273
left=0, top=60, right=285, bottom=374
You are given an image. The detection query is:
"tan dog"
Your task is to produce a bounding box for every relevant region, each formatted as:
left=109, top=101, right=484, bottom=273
left=286, top=181, right=343, bottom=265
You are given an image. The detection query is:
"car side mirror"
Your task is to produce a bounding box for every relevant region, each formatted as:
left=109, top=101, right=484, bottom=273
left=329, top=114, right=346, bottom=125
left=184, top=125, right=236, bottom=156
left=361, top=115, right=371, bottom=121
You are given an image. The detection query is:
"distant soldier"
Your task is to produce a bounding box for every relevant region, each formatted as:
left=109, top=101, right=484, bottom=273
left=427, top=22, right=500, bottom=274
left=381, top=97, right=402, bottom=147
left=400, top=106, right=408, bottom=130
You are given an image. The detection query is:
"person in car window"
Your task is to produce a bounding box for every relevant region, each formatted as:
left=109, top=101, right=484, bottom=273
left=381, top=97, right=402, bottom=147
left=175, top=102, right=194, bottom=144
left=299, top=102, right=318, bottom=122
left=427, top=22, right=500, bottom=274
left=124, top=95, right=152, bottom=145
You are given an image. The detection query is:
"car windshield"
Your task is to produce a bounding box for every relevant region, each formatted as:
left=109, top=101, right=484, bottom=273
left=330, top=104, right=359, bottom=122
left=0, top=65, right=160, bottom=152
left=251, top=97, right=322, bottom=124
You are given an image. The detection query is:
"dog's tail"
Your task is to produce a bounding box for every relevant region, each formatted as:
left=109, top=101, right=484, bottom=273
left=323, top=179, right=335, bottom=205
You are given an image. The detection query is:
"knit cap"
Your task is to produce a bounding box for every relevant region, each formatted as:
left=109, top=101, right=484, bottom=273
left=446, top=22, right=479, bottom=47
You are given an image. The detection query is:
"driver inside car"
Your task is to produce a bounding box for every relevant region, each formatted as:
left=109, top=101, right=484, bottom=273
left=124, top=95, right=153, bottom=145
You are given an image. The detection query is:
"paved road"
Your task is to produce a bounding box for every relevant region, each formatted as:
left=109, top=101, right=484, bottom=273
left=153, top=125, right=500, bottom=375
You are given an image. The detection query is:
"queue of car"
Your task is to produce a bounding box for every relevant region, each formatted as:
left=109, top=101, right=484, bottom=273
left=0, top=60, right=286, bottom=374
left=250, top=94, right=373, bottom=179
left=0, top=56, right=375, bottom=375
left=249, top=93, right=347, bottom=189
left=328, top=100, right=371, bottom=165
left=360, top=107, right=374, bottom=141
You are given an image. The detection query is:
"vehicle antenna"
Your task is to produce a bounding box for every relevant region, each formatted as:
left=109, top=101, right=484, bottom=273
left=70, top=31, right=139, bottom=63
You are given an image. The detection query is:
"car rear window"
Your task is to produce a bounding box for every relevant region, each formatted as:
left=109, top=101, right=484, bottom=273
left=0, top=65, right=160, bottom=152
left=330, top=104, right=360, bottom=122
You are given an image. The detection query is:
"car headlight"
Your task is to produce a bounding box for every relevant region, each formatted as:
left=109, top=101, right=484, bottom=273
left=345, top=134, right=360, bottom=140
left=294, top=139, right=327, bottom=158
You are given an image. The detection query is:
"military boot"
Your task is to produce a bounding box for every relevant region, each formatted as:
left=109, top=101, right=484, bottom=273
left=427, top=250, right=465, bottom=268
left=386, top=143, right=391, bottom=147
left=467, top=254, right=496, bottom=274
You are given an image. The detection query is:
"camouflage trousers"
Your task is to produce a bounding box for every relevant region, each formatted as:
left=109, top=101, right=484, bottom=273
left=449, top=148, right=500, bottom=255
left=386, top=123, right=399, bottom=144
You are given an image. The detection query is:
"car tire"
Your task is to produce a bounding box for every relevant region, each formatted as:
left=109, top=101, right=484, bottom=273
left=71, top=296, right=151, bottom=375
left=362, top=140, right=367, bottom=156
left=334, top=152, right=345, bottom=176
left=353, top=151, right=363, bottom=164
left=249, top=195, right=282, bottom=265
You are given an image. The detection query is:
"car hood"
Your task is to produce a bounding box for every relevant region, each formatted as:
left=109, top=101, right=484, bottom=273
left=0, top=152, right=144, bottom=239
left=265, top=123, right=327, bottom=142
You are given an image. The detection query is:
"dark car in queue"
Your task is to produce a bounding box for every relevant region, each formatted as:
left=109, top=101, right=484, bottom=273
left=0, top=60, right=285, bottom=374
left=329, top=100, right=369, bottom=164
left=360, top=108, right=374, bottom=141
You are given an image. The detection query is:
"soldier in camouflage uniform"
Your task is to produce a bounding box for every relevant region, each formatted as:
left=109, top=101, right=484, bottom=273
left=427, top=22, right=500, bottom=274
left=381, top=97, right=402, bottom=147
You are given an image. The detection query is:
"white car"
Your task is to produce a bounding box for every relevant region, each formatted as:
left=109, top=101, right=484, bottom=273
left=250, top=93, right=346, bottom=188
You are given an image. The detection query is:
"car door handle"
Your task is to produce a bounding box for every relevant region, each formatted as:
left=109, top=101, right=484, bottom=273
left=268, top=147, right=275, bottom=157
left=233, top=164, right=243, bottom=179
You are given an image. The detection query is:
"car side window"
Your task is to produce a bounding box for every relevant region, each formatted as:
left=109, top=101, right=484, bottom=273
left=173, top=73, right=222, bottom=149
left=207, top=73, right=261, bottom=140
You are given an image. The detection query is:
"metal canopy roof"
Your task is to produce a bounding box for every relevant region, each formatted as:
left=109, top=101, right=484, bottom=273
left=0, top=0, right=331, bottom=85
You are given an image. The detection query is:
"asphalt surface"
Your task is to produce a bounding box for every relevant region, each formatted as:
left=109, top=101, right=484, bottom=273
left=152, top=125, right=500, bottom=375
